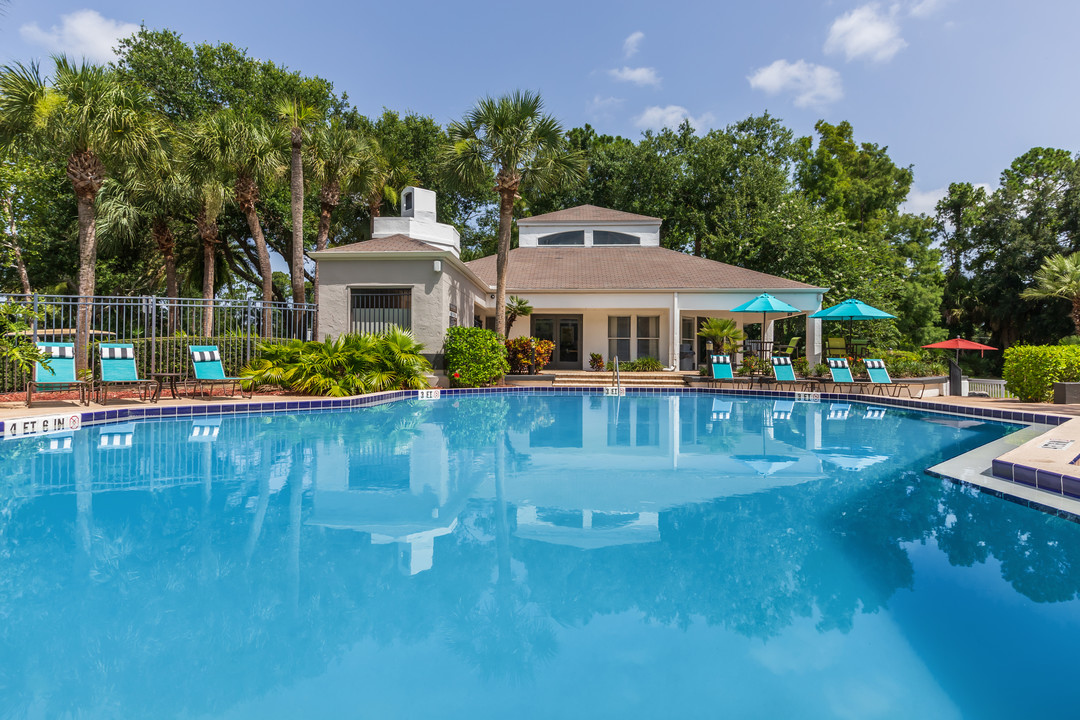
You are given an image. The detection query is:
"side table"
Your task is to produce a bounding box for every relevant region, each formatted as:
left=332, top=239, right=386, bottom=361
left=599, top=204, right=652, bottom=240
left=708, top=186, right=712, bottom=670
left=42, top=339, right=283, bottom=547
left=151, top=372, right=182, bottom=401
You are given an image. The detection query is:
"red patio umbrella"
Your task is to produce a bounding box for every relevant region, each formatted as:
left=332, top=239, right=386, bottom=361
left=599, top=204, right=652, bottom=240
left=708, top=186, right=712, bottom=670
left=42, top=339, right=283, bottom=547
left=922, top=337, right=997, bottom=362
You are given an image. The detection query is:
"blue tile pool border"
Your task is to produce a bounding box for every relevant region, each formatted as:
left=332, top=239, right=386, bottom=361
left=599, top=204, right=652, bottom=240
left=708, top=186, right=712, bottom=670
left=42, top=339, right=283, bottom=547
left=4, top=384, right=1078, bottom=511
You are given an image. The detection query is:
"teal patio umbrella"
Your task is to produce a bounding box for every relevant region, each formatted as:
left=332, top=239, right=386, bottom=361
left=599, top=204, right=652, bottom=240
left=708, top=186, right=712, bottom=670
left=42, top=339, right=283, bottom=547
left=809, top=298, right=896, bottom=345
left=730, top=293, right=801, bottom=348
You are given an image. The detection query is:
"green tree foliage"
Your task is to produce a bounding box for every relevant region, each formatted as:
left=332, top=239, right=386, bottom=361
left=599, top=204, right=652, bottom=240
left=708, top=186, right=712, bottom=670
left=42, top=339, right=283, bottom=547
left=1021, top=252, right=1080, bottom=334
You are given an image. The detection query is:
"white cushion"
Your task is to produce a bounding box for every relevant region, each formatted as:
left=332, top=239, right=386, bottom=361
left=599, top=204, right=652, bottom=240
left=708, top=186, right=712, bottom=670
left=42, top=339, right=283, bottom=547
left=101, top=346, right=135, bottom=360
left=772, top=356, right=792, bottom=366
left=192, top=349, right=221, bottom=363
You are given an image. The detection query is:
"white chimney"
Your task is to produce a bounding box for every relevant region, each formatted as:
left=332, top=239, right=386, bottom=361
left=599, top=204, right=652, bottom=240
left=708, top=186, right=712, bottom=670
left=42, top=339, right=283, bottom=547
left=372, top=186, right=460, bottom=257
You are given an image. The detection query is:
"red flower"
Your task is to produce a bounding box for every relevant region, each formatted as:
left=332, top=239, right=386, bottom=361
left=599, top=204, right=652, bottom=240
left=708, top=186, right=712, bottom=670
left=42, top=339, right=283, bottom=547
left=452, top=372, right=460, bottom=378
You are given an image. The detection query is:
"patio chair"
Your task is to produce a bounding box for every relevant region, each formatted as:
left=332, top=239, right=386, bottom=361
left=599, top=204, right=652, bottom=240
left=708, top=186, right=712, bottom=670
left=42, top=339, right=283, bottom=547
left=825, top=358, right=861, bottom=393
left=826, top=337, right=847, bottom=357
left=189, top=345, right=252, bottom=399
left=709, top=355, right=745, bottom=389
left=775, top=337, right=801, bottom=358
left=97, top=343, right=156, bottom=406
left=26, top=342, right=90, bottom=408
left=770, top=356, right=808, bottom=391
left=864, top=358, right=923, bottom=399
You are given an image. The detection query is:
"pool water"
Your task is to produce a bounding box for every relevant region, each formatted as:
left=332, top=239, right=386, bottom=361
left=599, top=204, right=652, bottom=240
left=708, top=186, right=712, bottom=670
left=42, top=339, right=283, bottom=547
left=2, top=393, right=1079, bottom=718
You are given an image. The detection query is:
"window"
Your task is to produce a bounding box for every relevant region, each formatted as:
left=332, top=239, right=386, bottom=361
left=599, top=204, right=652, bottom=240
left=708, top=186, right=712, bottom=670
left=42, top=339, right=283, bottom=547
left=403, top=191, right=412, bottom=211
left=538, top=230, right=585, bottom=246
left=637, top=316, right=659, bottom=360
left=350, top=288, right=411, bottom=333
left=593, top=230, right=640, bottom=245
left=608, top=315, right=630, bottom=361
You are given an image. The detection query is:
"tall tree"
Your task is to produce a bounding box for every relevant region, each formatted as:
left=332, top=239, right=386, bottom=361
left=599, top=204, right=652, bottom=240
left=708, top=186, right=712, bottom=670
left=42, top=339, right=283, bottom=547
left=308, top=119, right=371, bottom=333
left=0, top=57, right=161, bottom=368
left=276, top=98, right=320, bottom=310
left=443, top=91, right=584, bottom=336
left=1021, top=252, right=1080, bottom=335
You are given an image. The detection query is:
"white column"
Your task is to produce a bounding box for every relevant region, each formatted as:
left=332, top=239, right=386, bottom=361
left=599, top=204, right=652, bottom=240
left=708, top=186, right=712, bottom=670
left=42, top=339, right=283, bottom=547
left=670, top=292, right=680, bottom=370
left=806, top=295, right=823, bottom=365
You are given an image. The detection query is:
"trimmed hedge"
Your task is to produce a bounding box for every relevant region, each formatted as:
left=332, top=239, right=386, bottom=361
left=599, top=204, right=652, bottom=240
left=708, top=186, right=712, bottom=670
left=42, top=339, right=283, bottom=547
left=1003, top=345, right=1080, bottom=402
left=444, top=327, right=509, bottom=388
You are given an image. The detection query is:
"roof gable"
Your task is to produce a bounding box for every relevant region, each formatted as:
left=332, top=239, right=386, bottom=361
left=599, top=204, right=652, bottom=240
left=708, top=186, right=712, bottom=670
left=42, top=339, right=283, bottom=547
left=517, top=205, right=661, bottom=225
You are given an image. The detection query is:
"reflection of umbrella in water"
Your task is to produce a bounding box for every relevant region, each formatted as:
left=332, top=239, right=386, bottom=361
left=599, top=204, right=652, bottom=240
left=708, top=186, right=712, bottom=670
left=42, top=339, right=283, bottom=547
left=922, top=337, right=997, bottom=363
left=734, top=401, right=799, bottom=476
left=814, top=448, right=889, bottom=472
left=809, top=298, right=896, bottom=346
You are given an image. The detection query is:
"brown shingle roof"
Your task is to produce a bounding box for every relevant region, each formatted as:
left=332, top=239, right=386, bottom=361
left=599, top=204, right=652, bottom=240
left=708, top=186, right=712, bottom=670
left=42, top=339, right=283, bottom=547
left=517, top=205, right=660, bottom=224
left=320, top=235, right=439, bottom=253
left=465, top=246, right=817, bottom=291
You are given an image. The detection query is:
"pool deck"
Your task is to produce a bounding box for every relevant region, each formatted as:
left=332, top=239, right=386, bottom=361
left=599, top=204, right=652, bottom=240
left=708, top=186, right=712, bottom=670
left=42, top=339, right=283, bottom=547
left=4, top=388, right=1080, bottom=518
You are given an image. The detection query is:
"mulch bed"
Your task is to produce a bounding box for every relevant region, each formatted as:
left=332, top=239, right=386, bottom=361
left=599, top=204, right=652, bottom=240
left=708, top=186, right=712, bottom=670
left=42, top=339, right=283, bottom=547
left=0, top=385, right=311, bottom=406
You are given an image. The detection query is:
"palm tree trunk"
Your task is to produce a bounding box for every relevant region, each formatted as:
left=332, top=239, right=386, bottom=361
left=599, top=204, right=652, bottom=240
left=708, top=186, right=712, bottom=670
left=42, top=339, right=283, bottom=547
left=236, top=175, right=274, bottom=334
left=69, top=149, right=105, bottom=373
left=313, top=182, right=339, bottom=340
left=1072, top=295, right=1080, bottom=336
left=196, top=207, right=219, bottom=337
left=152, top=217, right=179, bottom=332
left=289, top=128, right=306, bottom=320
left=494, top=185, right=515, bottom=337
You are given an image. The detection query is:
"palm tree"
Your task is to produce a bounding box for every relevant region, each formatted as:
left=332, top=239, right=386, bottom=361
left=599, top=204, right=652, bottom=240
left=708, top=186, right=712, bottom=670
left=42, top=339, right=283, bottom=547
left=364, top=137, right=416, bottom=234
left=188, top=108, right=283, bottom=331
left=697, top=317, right=745, bottom=355
left=0, top=57, right=162, bottom=368
left=276, top=98, right=321, bottom=311
left=504, top=295, right=532, bottom=335
left=1021, top=252, right=1080, bottom=335
left=308, top=119, right=372, bottom=335
left=443, top=91, right=585, bottom=336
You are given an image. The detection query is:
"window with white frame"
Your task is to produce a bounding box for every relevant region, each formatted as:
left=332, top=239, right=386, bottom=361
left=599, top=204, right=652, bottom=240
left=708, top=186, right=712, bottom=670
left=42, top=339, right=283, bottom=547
left=637, top=316, right=659, bottom=360
left=608, top=316, right=630, bottom=361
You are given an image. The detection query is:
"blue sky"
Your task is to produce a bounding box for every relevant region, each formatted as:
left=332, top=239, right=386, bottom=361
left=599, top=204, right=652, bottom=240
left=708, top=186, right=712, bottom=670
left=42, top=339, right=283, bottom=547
left=2, top=0, right=1079, bottom=214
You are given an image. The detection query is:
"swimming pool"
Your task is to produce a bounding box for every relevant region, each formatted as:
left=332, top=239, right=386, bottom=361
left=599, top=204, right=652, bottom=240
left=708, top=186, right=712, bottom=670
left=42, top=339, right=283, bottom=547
left=2, top=393, right=1078, bottom=718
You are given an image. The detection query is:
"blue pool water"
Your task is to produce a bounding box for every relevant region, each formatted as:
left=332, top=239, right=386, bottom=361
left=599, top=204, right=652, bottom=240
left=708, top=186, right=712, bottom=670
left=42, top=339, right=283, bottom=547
left=2, top=393, right=1079, bottom=718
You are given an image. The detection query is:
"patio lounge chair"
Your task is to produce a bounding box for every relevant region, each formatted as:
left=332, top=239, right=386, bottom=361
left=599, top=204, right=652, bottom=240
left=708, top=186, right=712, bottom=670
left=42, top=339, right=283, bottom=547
left=709, top=354, right=745, bottom=389
left=189, top=345, right=252, bottom=399
left=770, top=356, right=808, bottom=391
left=825, top=358, right=860, bottom=393
left=26, top=342, right=90, bottom=408
left=864, top=359, right=923, bottom=399
left=97, top=343, right=156, bottom=406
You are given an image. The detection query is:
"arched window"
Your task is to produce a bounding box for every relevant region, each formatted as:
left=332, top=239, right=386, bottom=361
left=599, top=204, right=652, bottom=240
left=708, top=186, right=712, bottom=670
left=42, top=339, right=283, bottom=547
left=593, top=230, right=640, bottom=245
left=537, top=230, right=585, bottom=246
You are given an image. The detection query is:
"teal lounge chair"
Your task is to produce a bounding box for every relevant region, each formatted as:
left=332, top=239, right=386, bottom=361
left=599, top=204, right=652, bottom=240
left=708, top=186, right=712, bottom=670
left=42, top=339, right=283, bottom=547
left=864, top=359, right=923, bottom=398
left=825, top=358, right=860, bottom=393
left=709, top=354, right=744, bottom=389
left=97, top=343, right=156, bottom=406
left=770, top=356, right=807, bottom=391
left=27, top=342, right=90, bottom=408
left=189, top=345, right=252, bottom=399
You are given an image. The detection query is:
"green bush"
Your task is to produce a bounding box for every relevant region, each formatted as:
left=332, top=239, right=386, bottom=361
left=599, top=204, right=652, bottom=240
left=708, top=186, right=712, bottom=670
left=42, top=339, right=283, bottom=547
left=1060, top=336, right=1080, bottom=346
left=505, top=336, right=555, bottom=374
left=604, top=356, right=665, bottom=372
left=589, top=352, right=604, bottom=371
left=444, top=327, right=508, bottom=387
left=240, top=327, right=431, bottom=396
left=1003, top=345, right=1080, bottom=402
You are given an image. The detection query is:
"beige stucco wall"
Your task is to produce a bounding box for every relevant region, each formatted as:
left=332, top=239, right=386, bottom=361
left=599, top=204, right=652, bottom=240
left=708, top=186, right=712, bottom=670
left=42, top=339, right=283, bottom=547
left=317, top=255, right=490, bottom=363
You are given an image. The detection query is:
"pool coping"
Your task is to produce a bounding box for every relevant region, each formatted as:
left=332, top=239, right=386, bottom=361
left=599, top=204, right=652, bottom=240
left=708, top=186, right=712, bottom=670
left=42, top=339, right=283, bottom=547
left=4, top=384, right=1078, bottom=518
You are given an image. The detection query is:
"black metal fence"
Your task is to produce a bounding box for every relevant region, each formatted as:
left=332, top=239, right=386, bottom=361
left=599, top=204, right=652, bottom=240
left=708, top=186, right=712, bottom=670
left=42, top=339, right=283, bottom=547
left=0, top=294, right=317, bottom=393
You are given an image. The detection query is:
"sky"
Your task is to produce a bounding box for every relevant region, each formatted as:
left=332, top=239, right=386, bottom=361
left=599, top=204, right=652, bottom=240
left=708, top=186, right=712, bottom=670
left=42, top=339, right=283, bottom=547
left=2, top=0, right=1079, bottom=215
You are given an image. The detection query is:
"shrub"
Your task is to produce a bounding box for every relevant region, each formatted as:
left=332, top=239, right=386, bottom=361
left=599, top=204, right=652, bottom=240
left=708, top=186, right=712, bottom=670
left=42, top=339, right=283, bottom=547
left=444, top=326, right=508, bottom=388
left=737, top=355, right=768, bottom=376
left=505, top=336, right=555, bottom=374
left=604, top=356, right=664, bottom=372
left=793, top=357, right=810, bottom=375
left=1003, top=345, right=1080, bottom=402
left=1060, top=336, right=1080, bottom=346
left=240, top=327, right=431, bottom=396
left=589, top=353, right=604, bottom=371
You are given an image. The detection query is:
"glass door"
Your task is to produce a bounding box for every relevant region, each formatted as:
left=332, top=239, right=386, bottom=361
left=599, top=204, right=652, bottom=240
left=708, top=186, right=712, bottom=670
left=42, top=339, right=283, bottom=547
left=558, top=319, right=581, bottom=367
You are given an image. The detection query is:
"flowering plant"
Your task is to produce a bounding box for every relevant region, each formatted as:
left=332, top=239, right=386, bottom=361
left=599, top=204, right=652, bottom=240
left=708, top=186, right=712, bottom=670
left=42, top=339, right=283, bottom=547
left=505, top=337, right=555, bottom=374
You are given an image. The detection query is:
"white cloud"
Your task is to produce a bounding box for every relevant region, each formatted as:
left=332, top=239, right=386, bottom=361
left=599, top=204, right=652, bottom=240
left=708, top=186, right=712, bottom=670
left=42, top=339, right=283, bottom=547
left=901, top=186, right=947, bottom=216
left=747, top=59, right=843, bottom=107
left=609, top=66, right=661, bottom=87
left=634, top=105, right=715, bottom=131
left=825, top=4, right=907, bottom=63
left=909, top=0, right=949, bottom=17
left=623, top=31, right=645, bottom=58
left=587, top=95, right=624, bottom=121
left=20, top=9, right=139, bottom=63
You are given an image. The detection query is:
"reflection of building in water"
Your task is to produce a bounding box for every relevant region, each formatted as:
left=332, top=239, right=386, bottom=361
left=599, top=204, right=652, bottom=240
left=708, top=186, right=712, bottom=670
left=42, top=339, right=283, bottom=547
left=306, top=422, right=478, bottom=575
left=515, top=505, right=660, bottom=549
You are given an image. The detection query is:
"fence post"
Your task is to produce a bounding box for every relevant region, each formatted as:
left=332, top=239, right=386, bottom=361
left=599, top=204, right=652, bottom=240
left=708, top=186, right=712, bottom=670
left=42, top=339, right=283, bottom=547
left=246, top=299, right=253, bottom=367
left=31, top=293, right=38, bottom=344
left=149, top=296, right=157, bottom=374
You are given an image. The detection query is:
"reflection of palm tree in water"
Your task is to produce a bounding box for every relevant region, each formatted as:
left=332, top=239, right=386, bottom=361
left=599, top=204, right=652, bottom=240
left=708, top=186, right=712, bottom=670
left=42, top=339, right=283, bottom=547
left=446, top=430, right=558, bottom=681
